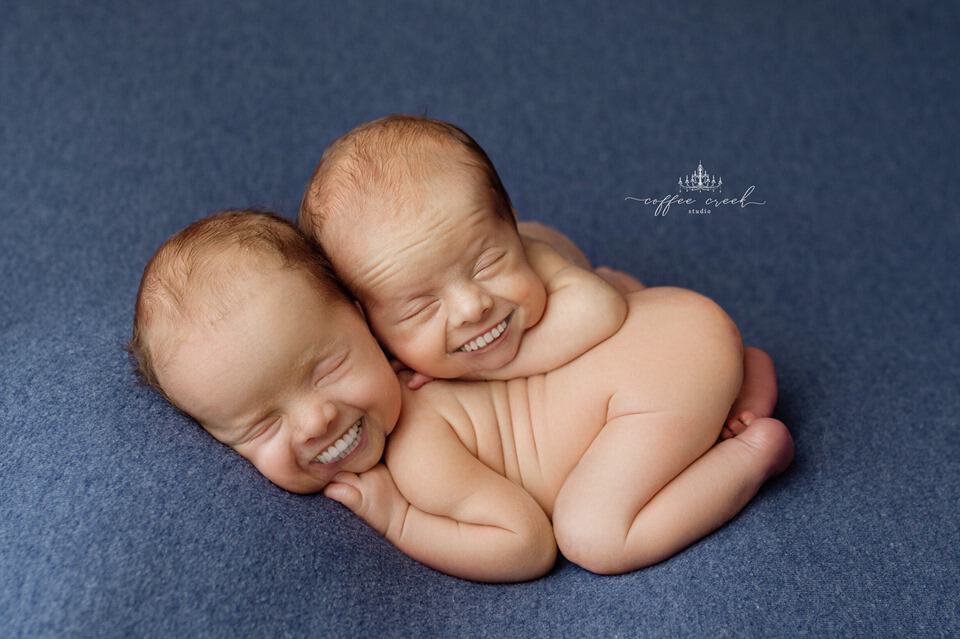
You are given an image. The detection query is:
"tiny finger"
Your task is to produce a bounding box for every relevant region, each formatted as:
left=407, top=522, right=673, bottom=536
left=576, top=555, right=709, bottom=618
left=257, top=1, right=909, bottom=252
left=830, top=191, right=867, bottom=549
left=333, top=471, right=359, bottom=484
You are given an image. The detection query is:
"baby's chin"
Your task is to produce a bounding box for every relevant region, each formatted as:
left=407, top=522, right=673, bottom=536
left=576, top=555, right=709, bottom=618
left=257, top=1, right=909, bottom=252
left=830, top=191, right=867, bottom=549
left=453, top=336, right=523, bottom=377
left=342, top=426, right=386, bottom=471
left=439, top=353, right=515, bottom=379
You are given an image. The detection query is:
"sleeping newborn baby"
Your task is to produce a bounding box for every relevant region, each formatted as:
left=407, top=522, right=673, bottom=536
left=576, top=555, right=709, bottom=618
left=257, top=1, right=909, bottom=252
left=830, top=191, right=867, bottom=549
left=295, top=116, right=792, bottom=576
left=131, top=208, right=791, bottom=582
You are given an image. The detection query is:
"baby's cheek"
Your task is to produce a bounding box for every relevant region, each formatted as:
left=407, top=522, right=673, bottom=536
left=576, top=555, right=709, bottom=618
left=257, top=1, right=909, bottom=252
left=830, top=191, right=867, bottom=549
left=368, top=315, right=404, bottom=355
left=417, top=329, right=450, bottom=371
left=521, top=277, right=548, bottom=328
left=246, top=448, right=313, bottom=494
left=379, top=324, right=432, bottom=372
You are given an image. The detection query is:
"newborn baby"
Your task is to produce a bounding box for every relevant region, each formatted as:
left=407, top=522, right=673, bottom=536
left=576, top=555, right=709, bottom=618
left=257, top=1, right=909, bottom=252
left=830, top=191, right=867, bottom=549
left=293, top=116, right=792, bottom=576
left=300, top=117, right=631, bottom=387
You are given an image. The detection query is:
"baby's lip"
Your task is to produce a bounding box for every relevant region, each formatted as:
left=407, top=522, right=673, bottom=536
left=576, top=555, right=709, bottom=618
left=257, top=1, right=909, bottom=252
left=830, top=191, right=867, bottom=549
left=451, top=311, right=513, bottom=353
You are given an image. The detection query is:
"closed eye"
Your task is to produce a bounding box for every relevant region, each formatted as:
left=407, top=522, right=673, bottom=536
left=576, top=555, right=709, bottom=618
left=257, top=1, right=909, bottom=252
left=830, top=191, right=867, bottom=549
left=314, top=351, right=349, bottom=384
left=246, top=416, right=280, bottom=443
left=399, top=299, right=439, bottom=322
left=474, top=251, right=505, bottom=277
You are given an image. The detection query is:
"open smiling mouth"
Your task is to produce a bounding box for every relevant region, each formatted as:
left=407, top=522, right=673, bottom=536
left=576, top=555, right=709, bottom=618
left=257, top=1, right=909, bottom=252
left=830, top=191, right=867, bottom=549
left=456, top=312, right=512, bottom=353
left=314, top=418, right=363, bottom=464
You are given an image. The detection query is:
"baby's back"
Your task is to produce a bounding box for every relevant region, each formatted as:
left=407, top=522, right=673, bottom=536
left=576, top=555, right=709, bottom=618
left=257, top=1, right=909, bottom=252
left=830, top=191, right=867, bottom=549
left=392, top=286, right=744, bottom=516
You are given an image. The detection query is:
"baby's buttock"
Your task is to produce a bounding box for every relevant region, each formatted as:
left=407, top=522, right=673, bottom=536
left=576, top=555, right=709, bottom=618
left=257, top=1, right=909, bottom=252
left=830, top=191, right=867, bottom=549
left=488, top=287, right=745, bottom=514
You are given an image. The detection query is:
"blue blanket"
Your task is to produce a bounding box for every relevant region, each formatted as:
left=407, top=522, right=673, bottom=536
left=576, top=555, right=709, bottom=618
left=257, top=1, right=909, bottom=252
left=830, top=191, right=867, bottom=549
left=2, top=1, right=957, bottom=636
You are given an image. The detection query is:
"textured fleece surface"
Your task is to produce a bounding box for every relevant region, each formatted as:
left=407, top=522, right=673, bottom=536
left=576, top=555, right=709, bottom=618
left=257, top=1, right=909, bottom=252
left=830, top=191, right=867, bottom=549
left=1, top=1, right=958, bottom=637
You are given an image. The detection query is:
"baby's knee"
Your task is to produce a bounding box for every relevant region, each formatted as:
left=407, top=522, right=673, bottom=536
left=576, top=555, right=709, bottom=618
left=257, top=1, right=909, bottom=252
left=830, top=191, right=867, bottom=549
left=553, top=500, right=652, bottom=575
left=553, top=511, right=618, bottom=575
left=557, top=493, right=698, bottom=574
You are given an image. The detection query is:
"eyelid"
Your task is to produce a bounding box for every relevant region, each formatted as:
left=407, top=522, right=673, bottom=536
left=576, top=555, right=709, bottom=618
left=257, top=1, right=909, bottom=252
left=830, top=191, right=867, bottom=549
left=244, top=415, right=279, bottom=443
left=399, top=298, right=438, bottom=321
left=314, top=350, right=348, bottom=383
left=475, top=250, right=505, bottom=274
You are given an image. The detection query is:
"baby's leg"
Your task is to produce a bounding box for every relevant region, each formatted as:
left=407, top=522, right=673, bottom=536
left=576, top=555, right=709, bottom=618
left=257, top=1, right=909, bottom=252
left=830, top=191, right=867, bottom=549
left=553, top=411, right=793, bottom=575
left=720, top=347, right=778, bottom=440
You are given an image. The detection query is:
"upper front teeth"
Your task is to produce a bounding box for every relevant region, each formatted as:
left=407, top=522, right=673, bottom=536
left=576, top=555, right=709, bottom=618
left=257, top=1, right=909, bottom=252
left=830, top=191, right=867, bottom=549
left=315, top=420, right=362, bottom=464
left=458, top=316, right=509, bottom=352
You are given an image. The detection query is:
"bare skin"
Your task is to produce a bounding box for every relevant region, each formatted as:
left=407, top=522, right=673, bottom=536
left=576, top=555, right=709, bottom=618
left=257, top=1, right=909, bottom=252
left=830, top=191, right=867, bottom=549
left=530, top=233, right=777, bottom=445
left=296, top=124, right=795, bottom=579
left=398, top=220, right=777, bottom=438
left=517, top=220, right=592, bottom=270
left=721, top=347, right=779, bottom=439
left=328, top=287, right=795, bottom=579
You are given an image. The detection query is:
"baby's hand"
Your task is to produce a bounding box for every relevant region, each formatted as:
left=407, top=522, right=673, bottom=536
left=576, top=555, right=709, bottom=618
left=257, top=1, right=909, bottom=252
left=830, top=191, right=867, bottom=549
left=390, top=358, right=435, bottom=390
left=324, top=465, right=409, bottom=539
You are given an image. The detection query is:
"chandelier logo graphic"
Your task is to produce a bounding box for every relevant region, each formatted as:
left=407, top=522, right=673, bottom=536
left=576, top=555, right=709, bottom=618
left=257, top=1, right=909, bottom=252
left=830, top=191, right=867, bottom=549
left=625, top=162, right=765, bottom=216
left=679, top=162, right=721, bottom=193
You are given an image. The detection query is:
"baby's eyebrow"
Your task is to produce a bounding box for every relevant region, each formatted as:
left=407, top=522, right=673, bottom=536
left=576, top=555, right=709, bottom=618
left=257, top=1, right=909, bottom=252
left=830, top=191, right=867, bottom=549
left=368, top=283, right=430, bottom=309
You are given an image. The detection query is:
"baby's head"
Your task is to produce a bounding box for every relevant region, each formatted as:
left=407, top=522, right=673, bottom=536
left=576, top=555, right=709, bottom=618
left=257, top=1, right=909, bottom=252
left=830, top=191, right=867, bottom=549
left=299, top=115, right=547, bottom=379
left=129, top=210, right=401, bottom=494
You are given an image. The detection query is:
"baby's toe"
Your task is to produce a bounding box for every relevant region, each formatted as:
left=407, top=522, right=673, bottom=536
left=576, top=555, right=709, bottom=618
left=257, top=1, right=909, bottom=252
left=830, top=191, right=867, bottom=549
left=725, top=411, right=754, bottom=436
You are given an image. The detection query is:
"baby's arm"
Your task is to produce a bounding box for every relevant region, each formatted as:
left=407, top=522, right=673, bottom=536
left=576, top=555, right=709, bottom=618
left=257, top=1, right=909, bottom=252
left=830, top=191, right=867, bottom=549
left=325, top=400, right=556, bottom=582
left=517, top=219, right=591, bottom=269
left=476, top=238, right=627, bottom=380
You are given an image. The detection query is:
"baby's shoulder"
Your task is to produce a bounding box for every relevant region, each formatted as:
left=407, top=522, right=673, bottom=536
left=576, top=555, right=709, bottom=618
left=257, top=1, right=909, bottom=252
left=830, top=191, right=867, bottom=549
left=386, top=381, right=480, bottom=489
left=400, top=376, right=491, bottom=413
left=522, top=237, right=575, bottom=285
left=392, top=381, right=458, bottom=444
left=398, top=378, right=461, bottom=415
left=391, top=380, right=485, bottom=456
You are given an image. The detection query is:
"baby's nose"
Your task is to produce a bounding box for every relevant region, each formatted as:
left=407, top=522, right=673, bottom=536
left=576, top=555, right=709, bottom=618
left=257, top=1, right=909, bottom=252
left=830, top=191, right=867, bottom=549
left=299, top=401, right=337, bottom=441
left=450, top=284, right=493, bottom=326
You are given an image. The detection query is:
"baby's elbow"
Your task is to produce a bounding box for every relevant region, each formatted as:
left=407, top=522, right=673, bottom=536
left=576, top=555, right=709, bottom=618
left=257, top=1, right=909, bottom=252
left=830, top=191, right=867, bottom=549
left=529, top=520, right=559, bottom=577
left=597, top=286, right=628, bottom=338
left=512, top=514, right=558, bottom=580
left=537, top=533, right=559, bottom=576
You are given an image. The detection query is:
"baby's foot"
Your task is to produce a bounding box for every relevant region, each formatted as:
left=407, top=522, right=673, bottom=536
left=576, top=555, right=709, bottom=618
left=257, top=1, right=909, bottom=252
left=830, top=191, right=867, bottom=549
left=720, top=347, right=778, bottom=440
left=733, top=413, right=795, bottom=479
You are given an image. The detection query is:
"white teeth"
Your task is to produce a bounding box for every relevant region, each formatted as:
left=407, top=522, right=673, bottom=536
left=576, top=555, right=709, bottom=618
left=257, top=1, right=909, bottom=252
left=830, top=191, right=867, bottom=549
left=315, top=420, right=363, bottom=464
left=458, top=316, right=510, bottom=352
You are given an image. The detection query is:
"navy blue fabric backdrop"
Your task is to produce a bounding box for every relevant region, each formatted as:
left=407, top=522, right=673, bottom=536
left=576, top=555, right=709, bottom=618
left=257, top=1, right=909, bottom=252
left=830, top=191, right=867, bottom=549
left=1, top=1, right=958, bottom=636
